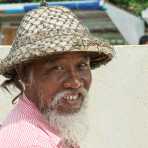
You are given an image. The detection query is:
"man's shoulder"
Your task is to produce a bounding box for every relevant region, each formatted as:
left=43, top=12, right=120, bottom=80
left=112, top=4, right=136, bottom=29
left=0, top=121, right=59, bottom=148
left=0, top=121, right=40, bottom=142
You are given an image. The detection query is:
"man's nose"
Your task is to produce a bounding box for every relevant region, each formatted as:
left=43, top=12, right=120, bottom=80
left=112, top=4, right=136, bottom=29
left=64, top=79, right=82, bottom=89
left=63, top=67, right=83, bottom=89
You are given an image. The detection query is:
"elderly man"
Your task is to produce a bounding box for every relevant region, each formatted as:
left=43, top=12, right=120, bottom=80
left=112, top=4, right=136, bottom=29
left=0, top=4, right=114, bottom=148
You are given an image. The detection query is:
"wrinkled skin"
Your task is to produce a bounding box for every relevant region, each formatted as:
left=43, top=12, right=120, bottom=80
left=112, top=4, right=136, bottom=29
left=16, top=52, right=92, bottom=114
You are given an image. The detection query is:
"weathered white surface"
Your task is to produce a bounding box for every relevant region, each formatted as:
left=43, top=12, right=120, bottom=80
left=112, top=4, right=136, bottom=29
left=89, top=45, right=148, bottom=148
left=0, top=45, right=148, bottom=148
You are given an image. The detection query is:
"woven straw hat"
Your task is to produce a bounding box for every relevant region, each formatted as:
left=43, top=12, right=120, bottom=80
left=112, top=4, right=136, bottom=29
left=0, top=6, right=114, bottom=78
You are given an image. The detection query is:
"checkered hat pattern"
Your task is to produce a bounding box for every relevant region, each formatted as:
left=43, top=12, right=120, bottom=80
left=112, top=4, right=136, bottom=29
left=0, top=6, right=114, bottom=77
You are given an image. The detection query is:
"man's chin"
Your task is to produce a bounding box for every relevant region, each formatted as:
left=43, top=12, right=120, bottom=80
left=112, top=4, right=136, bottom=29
left=44, top=97, right=89, bottom=147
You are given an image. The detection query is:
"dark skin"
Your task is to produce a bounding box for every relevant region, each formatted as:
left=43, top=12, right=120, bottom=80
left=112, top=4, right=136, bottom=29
left=16, top=52, right=92, bottom=114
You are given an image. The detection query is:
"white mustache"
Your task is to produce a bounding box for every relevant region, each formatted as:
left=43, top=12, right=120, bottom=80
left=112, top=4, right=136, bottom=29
left=49, top=88, right=88, bottom=110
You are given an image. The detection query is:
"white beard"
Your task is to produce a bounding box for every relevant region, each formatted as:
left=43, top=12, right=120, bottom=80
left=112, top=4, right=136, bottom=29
left=44, top=96, right=90, bottom=148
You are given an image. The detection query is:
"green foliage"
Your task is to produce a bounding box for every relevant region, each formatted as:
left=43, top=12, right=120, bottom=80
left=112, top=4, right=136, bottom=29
left=109, top=0, right=148, bottom=15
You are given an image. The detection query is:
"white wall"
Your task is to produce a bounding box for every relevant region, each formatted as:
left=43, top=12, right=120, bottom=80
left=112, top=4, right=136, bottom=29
left=0, top=45, right=148, bottom=148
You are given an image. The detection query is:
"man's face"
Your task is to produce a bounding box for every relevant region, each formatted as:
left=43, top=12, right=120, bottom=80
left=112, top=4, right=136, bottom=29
left=24, top=52, right=92, bottom=114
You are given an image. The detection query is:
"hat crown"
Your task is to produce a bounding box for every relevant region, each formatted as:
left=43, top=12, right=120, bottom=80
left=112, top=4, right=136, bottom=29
left=20, top=8, right=86, bottom=39
left=11, top=6, right=89, bottom=53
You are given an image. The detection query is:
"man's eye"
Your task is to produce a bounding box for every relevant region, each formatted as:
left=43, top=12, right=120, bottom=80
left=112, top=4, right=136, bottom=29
left=53, top=66, right=64, bottom=71
left=79, top=63, right=89, bottom=70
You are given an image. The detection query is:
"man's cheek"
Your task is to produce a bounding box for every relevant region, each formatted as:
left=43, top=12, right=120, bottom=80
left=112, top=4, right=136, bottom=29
left=42, top=88, right=55, bottom=104
left=83, top=79, right=91, bottom=90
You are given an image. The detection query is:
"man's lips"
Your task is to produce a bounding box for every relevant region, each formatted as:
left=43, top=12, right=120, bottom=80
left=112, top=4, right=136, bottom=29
left=58, top=93, right=83, bottom=107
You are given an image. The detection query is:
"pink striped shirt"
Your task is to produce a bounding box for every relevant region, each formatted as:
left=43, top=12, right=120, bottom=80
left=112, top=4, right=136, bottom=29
left=0, top=95, right=61, bottom=148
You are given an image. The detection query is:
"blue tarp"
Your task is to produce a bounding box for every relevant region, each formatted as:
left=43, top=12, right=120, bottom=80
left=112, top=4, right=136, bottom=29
left=0, top=0, right=105, bottom=14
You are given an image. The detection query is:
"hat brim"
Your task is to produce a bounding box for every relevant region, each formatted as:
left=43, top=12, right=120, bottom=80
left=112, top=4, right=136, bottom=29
left=0, top=35, right=114, bottom=78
